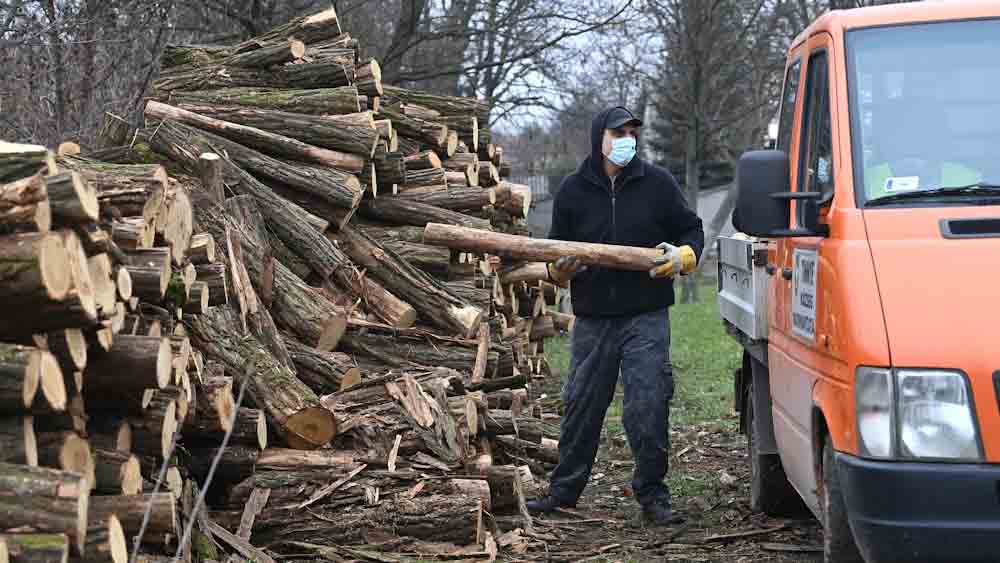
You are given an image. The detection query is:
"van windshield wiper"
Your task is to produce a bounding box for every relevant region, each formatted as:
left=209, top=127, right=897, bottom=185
left=867, top=183, right=1000, bottom=206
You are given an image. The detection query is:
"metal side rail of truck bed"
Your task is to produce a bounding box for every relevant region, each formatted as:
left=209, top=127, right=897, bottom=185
left=717, top=235, right=770, bottom=365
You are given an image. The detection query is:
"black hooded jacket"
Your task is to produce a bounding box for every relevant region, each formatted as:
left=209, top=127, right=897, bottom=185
left=548, top=106, right=705, bottom=318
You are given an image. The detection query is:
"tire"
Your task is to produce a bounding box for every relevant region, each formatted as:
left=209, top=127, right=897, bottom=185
left=745, top=375, right=806, bottom=516
left=821, top=434, right=865, bottom=563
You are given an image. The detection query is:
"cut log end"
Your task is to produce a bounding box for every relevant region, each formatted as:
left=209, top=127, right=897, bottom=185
left=107, top=514, right=128, bottom=563
left=254, top=411, right=268, bottom=449
left=20, top=349, right=42, bottom=411
left=282, top=407, right=337, bottom=450
left=289, top=38, right=306, bottom=59
left=450, top=305, right=483, bottom=338
left=38, top=351, right=66, bottom=412
left=316, top=316, right=347, bottom=352
left=156, top=338, right=173, bottom=389
left=40, top=233, right=73, bottom=302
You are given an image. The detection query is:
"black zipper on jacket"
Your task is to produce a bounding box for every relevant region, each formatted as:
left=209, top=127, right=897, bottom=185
left=608, top=176, right=617, bottom=301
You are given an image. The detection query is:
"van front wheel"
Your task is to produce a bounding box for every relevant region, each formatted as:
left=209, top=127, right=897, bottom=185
left=821, top=434, right=865, bottom=563
left=745, top=378, right=804, bottom=516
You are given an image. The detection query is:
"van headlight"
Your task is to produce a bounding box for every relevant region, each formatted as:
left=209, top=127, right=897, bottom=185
left=856, top=367, right=982, bottom=461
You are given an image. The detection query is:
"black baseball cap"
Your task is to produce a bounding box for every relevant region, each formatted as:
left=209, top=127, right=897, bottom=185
left=605, top=107, right=643, bottom=129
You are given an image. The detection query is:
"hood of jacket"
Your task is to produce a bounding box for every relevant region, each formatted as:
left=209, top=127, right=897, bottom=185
left=581, top=106, right=644, bottom=188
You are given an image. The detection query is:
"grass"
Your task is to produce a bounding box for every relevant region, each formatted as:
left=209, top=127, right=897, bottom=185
left=548, top=280, right=742, bottom=430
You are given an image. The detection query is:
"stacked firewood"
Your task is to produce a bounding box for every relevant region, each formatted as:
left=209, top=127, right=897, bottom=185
left=0, top=139, right=269, bottom=562
left=2, top=5, right=568, bottom=562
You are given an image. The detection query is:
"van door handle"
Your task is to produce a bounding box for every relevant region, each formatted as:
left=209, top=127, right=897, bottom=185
left=781, top=267, right=793, bottom=280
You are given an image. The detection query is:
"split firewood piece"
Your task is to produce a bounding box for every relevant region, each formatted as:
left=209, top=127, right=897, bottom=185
left=44, top=172, right=99, bottom=226
left=359, top=197, right=491, bottom=230
left=423, top=223, right=663, bottom=271
left=187, top=233, right=215, bottom=265
left=165, top=85, right=362, bottom=116
left=1, top=533, right=68, bottom=563
left=78, top=514, right=128, bottom=563
left=472, top=323, right=491, bottom=384
left=187, top=407, right=267, bottom=450
left=0, top=416, right=36, bottom=465
left=170, top=103, right=379, bottom=159
left=85, top=335, right=171, bottom=395
left=0, top=142, right=56, bottom=183
left=92, top=449, right=142, bottom=496
left=327, top=264, right=417, bottom=329
left=185, top=307, right=337, bottom=449
left=123, top=247, right=170, bottom=302
left=35, top=431, right=94, bottom=490
left=194, top=264, right=228, bottom=306
left=333, top=225, right=482, bottom=337
left=250, top=7, right=342, bottom=44
left=0, top=344, right=63, bottom=414
left=0, top=231, right=74, bottom=304
left=152, top=181, right=193, bottom=266
left=282, top=336, right=361, bottom=395
left=145, top=386, right=189, bottom=431
left=88, top=493, right=177, bottom=547
left=0, top=173, right=51, bottom=233
left=386, top=376, right=464, bottom=466
left=111, top=218, right=153, bottom=250
left=57, top=158, right=166, bottom=222
left=184, top=282, right=209, bottom=315
left=192, top=374, right=234, bottom=434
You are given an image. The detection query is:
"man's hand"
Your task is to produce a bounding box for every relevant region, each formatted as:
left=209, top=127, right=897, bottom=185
left=547, top=255, right=586, bottom=288
left=649, top=243, right=697, bottom=279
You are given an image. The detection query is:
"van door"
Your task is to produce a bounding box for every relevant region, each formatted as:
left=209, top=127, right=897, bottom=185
left=769, top=35, right=836, bottom=516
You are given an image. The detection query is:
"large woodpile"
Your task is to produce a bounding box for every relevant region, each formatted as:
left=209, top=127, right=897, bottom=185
left=1, top=6, right=570, bottom=562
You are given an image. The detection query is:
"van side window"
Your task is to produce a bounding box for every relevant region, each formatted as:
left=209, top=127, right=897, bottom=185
left=798, top=51, right=834, bottom=203
left=777, top=60, right=801, bottom=152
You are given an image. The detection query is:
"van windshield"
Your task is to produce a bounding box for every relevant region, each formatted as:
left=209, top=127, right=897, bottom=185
left=847, top=18, right=1000, bottom=207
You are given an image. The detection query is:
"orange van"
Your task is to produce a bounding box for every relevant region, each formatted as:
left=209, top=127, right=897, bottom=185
left=718, top=3, right=1000, bottom=562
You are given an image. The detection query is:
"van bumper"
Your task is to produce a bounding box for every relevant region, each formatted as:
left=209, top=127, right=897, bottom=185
left=837, top=453, right=1000, bottom=563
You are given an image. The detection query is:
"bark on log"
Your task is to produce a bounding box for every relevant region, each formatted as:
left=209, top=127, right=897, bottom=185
left=0, top=344, right=47, bottom=414
left=163, top=86, right=361, bottom=116
left=255, top=448, right=355, bottom=470
left=194, top=264, right=228, bottom=306
left=372, top=145, right=406, bottom=186
left=398, top=168, right=446, bottom=190
left=187, top=233, right=215, bottom=265
left=551, top=310, right=575, bottom=332
left=0, top=231, right=72, bottom=304
left=110, top=219, right=152, bottom=251
left=0, top=142, right=56, bottom=183
left=251, top=7, right=342, bottom=44
left=123, top=247, right=169, bottom=303
left=182, top=446, right=258, bottom=485
left=354, top=59, right=383, bottom=97
left=386, top=376, right=465, bottom=466
left=498, top=262, right=547, bottom=285
left=45, top=172, right=99, bottom=227
left=57, top=158, right=165, bottom=222
left=389, top=186, right=495, bottom=212
left=1, top=534, right=68, bottom=563
left=356, top=223, right=474, bottom=278
left=403, top=151, right=441, bottom=171
left=92, top=450, right=142, bottom=496
left=35, top=431, right=93, bottom=491
left=184, top=307, right=336, bottom=449
left=171, top=104, right=378, bottom=158
left=76, top=514, right=127, bottom=563
left=483, top=410, right=559, bottom=443
left=152, top=57, right=354, bottom=93
left=145, top=101, right=364, bottom=175
left=183, top=282, right=209, bottom=315
left=186, top=407, right=267, bottom=450
left=478, top=162, right=500, bottom=188
left=283, top=337, right=361, bottom=395
left=0, top=174, right=50, bottom=234
left=381, top=86, right=490, bottom=122
left=85, top=336, right=171, bottom=394
left=327, top=265, right=416, bottom=329
left=0, top=417, right=36, bottom=466
left=126, top=396, right=176, bottom=459
left=332, top=225, right=482, bottom=337
left=495, top=435, right=559, bottom=465
left=423, top=223, right=663, bottom=271
left=435, top=116, right=478, bottom=152
left=359, top=198, right=491, bottom=230
left=88, top=494, right=177, bottom=547
left=222, top=39, right=306, bottom=68
left=493, top=182, right=531, bottom=219
left=193, top=375, right=234, bottom=434
left=376, top=108, right=446, bottom=148
left=85, top=419, right=130, bottom=454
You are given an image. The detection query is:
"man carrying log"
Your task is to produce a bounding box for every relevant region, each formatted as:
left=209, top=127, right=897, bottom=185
left=526, top=106, right=704, bottom=525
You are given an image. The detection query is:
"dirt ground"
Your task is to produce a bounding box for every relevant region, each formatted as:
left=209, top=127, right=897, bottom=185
left=507, top=379, right=824, bottom=563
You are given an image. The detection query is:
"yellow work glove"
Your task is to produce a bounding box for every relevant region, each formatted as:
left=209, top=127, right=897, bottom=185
left=546, top=256, right=586, bottom=288
left=649, top=243, right=697, bottom=279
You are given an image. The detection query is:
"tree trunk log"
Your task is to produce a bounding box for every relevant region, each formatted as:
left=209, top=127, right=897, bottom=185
left=92, top=450, right=142, bottom=496
left=423, top=223, right=663, bottom=271
left=145, top=101, right=364, bottom=175
left=372, top=146, right=406, bottom=186
left=85, top=336, right=171, bottom=394
left=0, top=142, right=56, bottom=183
left=187, top=407, right=267, bottom=450
left=171, top=104, right=378, bottom=158
left=187, top=233, right=215, bottom=265
left=483, top=410, right=559, bottom=443
left=283, top=337, right=361, bottom=395
left=44, top=172, right=98, bottom=227
left=389, top=187, right=495, bottom=212
left=33, top=430, right=93, bottom=495
left=478, top=162, right=499, bottom=187
left=223, top=39, right=306, bottom=68
left=0, top=344, right=51, bottom=414
left=182, top=446, right=258, bottom=485
left=126, top=395, right=176, bottom=459
left=184, top=307, right=336, bottom=449
left=123, top=247, right=169, bottom=303
left=0, top=231, right=73, bottom=304
left=251, top=7, right=341, bottom=44
left=354, top=59, right=383, bottom=97
left=398, top=167, right=446, bottom=190
left=359, top=198, right=491, bottom=231
left=0, top=173, right=50, bottom=234
left=0, top=417, right=36, bottom=466
left=332, top=225, right=482, bottom=337
left=381, top=86, right=490, bottom=122
left=183, top=282, right=209, bottom=315
left=385, top=376, right=465, bottom=466
left=403, top=151, right=441, bottom=171
left=110, top=219, right=152, bottom=251
left=530, top=315, right=556, bottom=340
left=76, top=514, right=127, bottom=563
left=1, top=533, right=68, bottom=563
left=376, top=108, right=446, bottom=148
left=194, top=264, right=228, bottom=307
left=57, top=158, right=165, bottom=222
left=493, top=182, right=531, bottom=219
left=163, top=86, right=361, bottom=116
left=192, top=374, right=234, bottom=434
left=88, top=494, right=176, bottom=547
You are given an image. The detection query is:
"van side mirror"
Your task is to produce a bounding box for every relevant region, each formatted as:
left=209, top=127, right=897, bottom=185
left=734, top=150, right=829, bottom=238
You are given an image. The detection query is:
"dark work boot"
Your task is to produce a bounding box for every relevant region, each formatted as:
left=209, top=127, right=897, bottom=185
left=642, top=501, right=684, bottom=526
left=526, top=495, right=576, bottom=513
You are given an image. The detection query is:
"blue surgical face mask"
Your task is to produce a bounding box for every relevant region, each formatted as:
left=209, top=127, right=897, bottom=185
left=607, top=136, right=636, bottom=167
